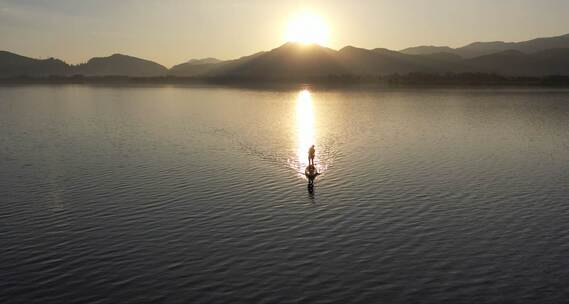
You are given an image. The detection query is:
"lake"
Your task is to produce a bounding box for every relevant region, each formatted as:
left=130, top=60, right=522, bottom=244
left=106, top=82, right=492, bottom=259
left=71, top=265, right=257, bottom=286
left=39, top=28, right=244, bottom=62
left=1, top=85, right=569, bottom=303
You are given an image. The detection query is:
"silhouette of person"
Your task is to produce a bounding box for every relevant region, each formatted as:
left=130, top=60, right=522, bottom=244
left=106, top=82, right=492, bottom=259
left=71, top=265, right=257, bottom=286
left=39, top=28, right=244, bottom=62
left=308, top=145, right=315, bottom=165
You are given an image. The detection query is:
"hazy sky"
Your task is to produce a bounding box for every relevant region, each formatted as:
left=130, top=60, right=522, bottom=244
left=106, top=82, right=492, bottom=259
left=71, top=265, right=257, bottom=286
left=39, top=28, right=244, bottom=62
left=1, top=0, right=568, bottom=67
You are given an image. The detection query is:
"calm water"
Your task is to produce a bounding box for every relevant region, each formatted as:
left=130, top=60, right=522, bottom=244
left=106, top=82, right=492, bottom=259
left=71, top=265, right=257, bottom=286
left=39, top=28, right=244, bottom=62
left=1, top=85, right=569, bottom=303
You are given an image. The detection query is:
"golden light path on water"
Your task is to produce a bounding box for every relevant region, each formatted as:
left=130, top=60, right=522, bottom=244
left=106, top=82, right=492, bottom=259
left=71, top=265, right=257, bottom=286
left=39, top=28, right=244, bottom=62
left=291, top=89, right=326, bottom=179
left=296, top=90, right=315, bottom=169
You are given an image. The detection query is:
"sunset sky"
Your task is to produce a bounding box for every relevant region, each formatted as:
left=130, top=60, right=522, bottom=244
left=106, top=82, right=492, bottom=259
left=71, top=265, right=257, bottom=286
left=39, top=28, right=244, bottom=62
left=1, top=0, right=568, bottom=67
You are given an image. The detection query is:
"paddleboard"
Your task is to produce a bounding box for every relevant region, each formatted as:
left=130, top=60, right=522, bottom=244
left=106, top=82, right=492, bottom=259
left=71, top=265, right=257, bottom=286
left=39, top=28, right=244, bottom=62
left=305, top=165, right=319, bottom=179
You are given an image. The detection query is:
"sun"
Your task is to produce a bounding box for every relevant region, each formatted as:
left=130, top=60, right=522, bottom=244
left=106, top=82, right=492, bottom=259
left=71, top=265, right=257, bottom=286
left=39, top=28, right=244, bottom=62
left=285, top=12, right=330, bottom=46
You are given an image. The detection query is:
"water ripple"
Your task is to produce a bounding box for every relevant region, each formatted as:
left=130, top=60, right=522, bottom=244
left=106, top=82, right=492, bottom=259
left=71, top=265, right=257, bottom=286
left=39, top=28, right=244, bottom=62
left=1, top=86, right=569, bottom=303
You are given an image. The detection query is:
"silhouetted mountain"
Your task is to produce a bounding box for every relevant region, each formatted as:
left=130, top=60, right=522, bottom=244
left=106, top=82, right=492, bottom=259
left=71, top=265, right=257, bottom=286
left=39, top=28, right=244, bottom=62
left=202, top=41, right=569, bottom=77
left=75, top=54, right=167, bottom=77
left=339, top=46, right=412, bottom=74
left=170, top=58, right=223, bottom=76
left=466, top=50, right=527, bottom=74
left=169, top=52, right=269, bottom=77
left=459, top=34, right=569, bottom=58
left=170, top=43, right=348, bottom=78
left=184, top=58, right=221, bottom=65
left=420, top=52, right=463, bottom=62
left=180, top=43, right=469, bottom=78
left=466, top=48, right=569, bottom=75
left=401, top=33, right=569, bottom=58
left=208, top=43, right=347, bottom=77
left=2, top=33, right=569, bottom=79
left=400, top=46, right=455, bottom=56
left=338, top=46, right=438, bottom=74
left=174, top=43, right=466, bottom=78
left=0, top=51, right=70, bottom=77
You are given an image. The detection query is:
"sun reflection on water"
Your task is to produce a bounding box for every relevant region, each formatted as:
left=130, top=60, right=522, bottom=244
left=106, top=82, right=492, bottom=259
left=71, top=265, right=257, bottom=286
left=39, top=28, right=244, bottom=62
left=296, top=90, right=315, bottom=168
left=290, top=89, right=326, bottom=178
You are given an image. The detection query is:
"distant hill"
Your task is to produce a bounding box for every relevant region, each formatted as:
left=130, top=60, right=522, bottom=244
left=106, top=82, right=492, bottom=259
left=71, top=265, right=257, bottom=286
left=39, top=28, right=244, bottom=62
left=0, top=51, right=70, bottom=77
left=338, top=46, right=448, bottom=74
left=466, top=48, right=569, bottom=75
left=207, top=43, right=347, bottom=78
left=169, top=52, right=269, bottom=77
left=191, top=41, right=569, bottom=77
left=459, top=34, right=569, bottom=58
left=2, top=33, right=569, bottom=79
left=170, top=58, right=223, bottom=76
left=339, top=46, right=419, bottom=74
left=401, top=33, right=569, bottom=58
left=0, top=52, right=168, bottom=78
left=183, top=58, right=221, bottom=65
left=419, top=52, right=463, bottom=62
left=400, top=46, right=455, bottom=56
left=171, top=43, right=353, bottom=78
left=173, top=43, right=467, bottom=78
left=171, top=43, right=470, bottom=77
left=74, top=54, right=168, bottom=77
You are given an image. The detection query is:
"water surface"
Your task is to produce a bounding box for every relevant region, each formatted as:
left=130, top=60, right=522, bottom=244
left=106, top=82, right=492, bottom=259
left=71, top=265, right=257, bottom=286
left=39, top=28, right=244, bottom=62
left=1, top=85, right=569, bottom=303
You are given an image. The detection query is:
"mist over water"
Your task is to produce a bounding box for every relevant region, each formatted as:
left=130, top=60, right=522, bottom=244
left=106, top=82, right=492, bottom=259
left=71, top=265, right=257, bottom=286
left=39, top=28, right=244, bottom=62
left=1, top=85, right=569, bottom=303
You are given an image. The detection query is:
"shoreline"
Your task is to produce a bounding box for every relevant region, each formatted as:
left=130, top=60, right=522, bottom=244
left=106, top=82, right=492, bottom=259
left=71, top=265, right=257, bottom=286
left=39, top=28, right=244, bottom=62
left=1, top=74, right=569, bottom=89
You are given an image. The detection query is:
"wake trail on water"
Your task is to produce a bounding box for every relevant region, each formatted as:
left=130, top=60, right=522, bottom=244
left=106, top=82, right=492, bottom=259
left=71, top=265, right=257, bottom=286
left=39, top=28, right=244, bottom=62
left=205, top=126, right=342, bottom=179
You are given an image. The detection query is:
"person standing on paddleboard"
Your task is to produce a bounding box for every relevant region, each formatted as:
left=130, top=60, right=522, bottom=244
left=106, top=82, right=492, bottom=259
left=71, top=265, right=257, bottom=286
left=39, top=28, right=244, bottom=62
left=308, top=145, right=316, bottom=166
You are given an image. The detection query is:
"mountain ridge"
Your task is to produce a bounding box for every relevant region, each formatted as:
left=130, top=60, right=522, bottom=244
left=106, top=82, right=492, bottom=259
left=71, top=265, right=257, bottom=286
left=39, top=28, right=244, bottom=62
left=74, top=53, right=168, bottom=77
left=2, top=33, right=569, bottom=79
left=400, top=33, right=569, bottom=58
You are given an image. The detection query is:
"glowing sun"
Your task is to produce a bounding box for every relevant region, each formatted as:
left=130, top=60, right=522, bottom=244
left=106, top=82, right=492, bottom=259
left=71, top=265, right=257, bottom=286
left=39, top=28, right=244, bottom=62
left=285, top=12, right=330, bottom=45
